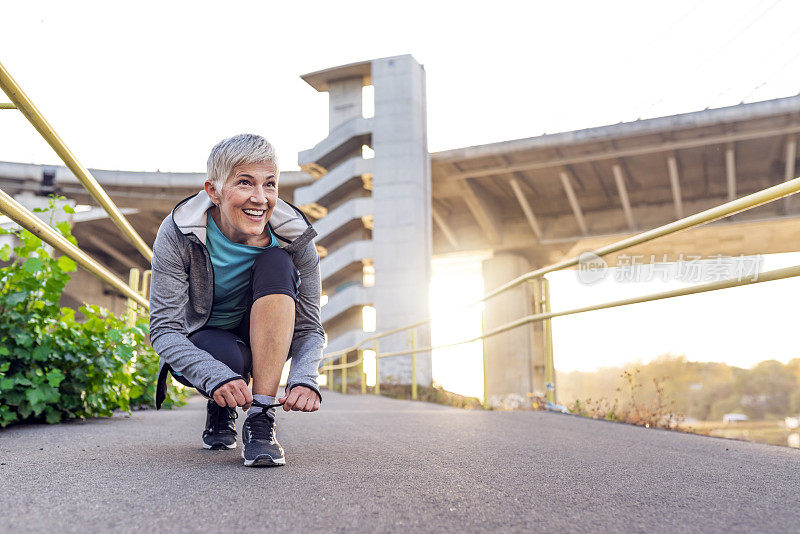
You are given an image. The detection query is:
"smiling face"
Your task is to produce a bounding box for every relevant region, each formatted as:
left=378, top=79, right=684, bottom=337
left=204, top=161, right=279, bottom=246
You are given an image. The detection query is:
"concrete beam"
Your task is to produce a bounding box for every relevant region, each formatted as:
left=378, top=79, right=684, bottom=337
left=313, top=197, right=373, bottom=242
left=460, top=179, right=501, bottom=244
left=666, top=155, right=684, bottom=219
left=319, top=239, right=373, bottom=284
left=611, top=163, right=636, bottom=231
left=558, top=170, right=588, bottom=235
left=785, top=134, right=797, bottom=212
left=443, top=124, right=800, bottom=180
left=432, top=205, right=460, bottom=248
left=297, top=117, right=372, bottom=169
left=321, top=284, right=373, bottom=324
left=294, top=156, right=373, bottom=207
left=726, top=142, right=737, bottom=202
left=433, top=96, right=800, bottom=163
left=508, top=178, right=542, bottom=240
left=0, top=161, right=313, bottom=189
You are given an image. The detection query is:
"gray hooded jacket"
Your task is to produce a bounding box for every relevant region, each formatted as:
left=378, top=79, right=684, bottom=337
left=149, top=191, right=324, bottom=408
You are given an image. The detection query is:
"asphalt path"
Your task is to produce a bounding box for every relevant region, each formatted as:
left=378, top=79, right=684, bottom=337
left=1, top=392, right=798, bottom=533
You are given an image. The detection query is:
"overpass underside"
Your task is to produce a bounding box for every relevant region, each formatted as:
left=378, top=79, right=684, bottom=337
left=430, top=96, right=800, bottom=404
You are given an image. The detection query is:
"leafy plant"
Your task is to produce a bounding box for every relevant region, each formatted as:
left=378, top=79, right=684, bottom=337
left=0, top=198, right=186, bottom=427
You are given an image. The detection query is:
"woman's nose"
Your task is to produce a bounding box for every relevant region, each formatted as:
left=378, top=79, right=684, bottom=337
left=251, top=189, right=267, bottom=205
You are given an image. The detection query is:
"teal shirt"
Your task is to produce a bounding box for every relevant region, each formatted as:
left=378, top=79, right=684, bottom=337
left=205, top=212, right=278, bottom=330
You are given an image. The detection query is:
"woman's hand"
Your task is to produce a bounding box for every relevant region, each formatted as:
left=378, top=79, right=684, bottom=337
left=212, top=379, right=253, bottom=410
left=279, top=385, right=320, bottom=412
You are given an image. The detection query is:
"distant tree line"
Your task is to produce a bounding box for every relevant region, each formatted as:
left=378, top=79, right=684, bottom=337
left=557, top=355, right=800, bottom=421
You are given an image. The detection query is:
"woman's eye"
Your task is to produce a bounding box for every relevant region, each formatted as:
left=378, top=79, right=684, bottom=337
left=238, top=180, right=250, bottom=186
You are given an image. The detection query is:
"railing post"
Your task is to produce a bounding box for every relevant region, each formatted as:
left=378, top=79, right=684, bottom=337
left=141, top=269, right=151, bottom=297
left=542, top=277, right=556, bottom=404
left=328, top=363, right=332, bottom=391
left=126, top=268, right=140, bottom=328
left=411, top=330, right=417, bottom=400
left=138, top=269, right=151, bottom=321
left=341, top=353, right=348, bottom=394
left=360, top=349, right=366, bottom=395
left=374, top=341, right=380, bottom=395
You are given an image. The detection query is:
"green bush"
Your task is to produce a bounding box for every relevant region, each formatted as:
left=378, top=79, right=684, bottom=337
left=0, top=199, right=187, bottom=427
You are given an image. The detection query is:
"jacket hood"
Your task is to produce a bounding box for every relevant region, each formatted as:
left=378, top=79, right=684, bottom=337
left=171, top=190, right=317, bottom=251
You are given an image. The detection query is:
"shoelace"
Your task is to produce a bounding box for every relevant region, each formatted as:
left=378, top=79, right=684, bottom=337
left=209, top=400, right=282, bottom=436
left=209, top=403, right=238, bottom=435
left=245, top=403, right=281, bottom=441
left=250, top=399, right=285, bottom=410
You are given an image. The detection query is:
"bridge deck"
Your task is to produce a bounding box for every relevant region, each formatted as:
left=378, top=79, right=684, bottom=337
left=2, top=393, right=797, bottom=532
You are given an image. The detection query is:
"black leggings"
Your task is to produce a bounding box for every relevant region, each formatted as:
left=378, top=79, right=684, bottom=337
left=171, top=246, right=299, bottom=395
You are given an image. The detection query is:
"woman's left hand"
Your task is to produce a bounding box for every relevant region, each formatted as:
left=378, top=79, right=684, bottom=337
left=279, top=385, right=320, bottom=412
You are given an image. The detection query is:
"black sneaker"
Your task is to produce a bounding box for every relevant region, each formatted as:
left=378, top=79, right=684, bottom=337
left=202, top=400, right=238, bottom=450
left=242, top=410, right=285, bottom=466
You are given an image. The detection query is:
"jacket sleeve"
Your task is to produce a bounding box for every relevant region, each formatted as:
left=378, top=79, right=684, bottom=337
left=149, top=219, right=243, bottom=395
left=285, top=239, right=325, bottom=400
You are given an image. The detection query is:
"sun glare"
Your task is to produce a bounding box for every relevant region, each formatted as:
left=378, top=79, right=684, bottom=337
left=430, top=255, right=487, bottom=401
left=363, top=349, right=377, bottom=387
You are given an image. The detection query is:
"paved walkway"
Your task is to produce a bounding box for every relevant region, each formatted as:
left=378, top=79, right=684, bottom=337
left=1, top=392, right=798, bottom=533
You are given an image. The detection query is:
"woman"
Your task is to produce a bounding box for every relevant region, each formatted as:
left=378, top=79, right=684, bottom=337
left=149, top=134, right=324, bottom=467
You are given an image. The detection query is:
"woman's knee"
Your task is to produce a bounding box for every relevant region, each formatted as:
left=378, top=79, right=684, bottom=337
left=251, top=247, right=299, bottom=301
left=188, top=328, right=252, bottom=377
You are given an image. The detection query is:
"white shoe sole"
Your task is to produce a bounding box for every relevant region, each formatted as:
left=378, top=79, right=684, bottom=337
left=242, top=449, right=286, bottom=466
left=203, top=442, right=237, bottom=450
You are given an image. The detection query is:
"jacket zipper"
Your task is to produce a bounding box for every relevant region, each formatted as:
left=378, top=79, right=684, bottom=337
left=189, top=235, right=214, bottom=335
left=172, top=192, right=309, bottom=334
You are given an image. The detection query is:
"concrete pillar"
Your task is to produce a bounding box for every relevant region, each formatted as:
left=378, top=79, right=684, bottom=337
left=371, top=55, right=432, bottom=386
left=481, top=253, right=544, bottom=407
left=328, top=77, right=363, bottom=131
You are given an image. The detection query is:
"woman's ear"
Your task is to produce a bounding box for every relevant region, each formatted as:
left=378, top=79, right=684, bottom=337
left=204, top=180, right=220, bottom=205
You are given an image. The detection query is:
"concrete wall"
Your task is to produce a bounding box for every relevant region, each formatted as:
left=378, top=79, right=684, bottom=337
left=328, top=78, right=364, bottom=131
left=371, top=55, right=433, bottom=385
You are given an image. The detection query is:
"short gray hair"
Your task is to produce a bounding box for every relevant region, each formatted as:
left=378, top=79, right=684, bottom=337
left=206, top=134, right=279, bottom=191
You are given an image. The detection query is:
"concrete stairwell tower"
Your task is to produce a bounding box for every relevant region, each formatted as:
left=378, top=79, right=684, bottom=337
left=295, top=55, right=432, bottom=388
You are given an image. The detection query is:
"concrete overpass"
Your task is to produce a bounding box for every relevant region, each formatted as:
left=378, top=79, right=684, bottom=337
left=430, top=94, right=800, bottom=263
left=427, top=94, right=800, bottom=404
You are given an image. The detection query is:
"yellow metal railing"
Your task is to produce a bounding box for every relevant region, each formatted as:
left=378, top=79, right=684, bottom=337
left=0, top=59, right=151, bottom=312
left=0, top=60, right=153, bottom=262
left=320, top=176, right=800, bottom=405
left=0, top=188, right=148, bottom=308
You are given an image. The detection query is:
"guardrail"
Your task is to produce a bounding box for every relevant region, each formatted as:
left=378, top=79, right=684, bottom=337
left=320, top=176, right=800, bottom=406
left=0, top=59, right=151, bottom=322
left=0, top=59, right=153, bottom=262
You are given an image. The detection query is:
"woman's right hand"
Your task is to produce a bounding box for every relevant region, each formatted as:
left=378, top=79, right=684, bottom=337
left=212, top=379, right=253, bottom=410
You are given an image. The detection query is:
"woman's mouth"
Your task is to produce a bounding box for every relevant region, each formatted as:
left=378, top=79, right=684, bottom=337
left=242, top=208, right=265, bottom=220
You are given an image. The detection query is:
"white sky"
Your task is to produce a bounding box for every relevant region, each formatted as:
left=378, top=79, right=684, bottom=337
left=3, top=1, right=800, bottom=394
left=548, top=252, right=800, bottom=373
left=2, top=1, right=799, bottom=172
